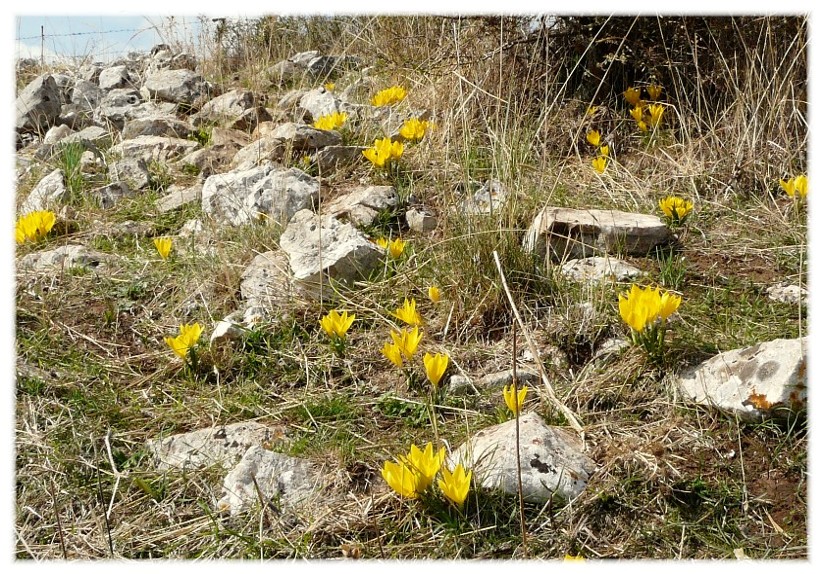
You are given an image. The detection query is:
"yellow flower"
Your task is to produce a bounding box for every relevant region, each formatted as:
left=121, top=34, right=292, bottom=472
left=372, top=85, right=407, bottom=107
left=324, top=82, right=335, bottom=92
left=388, top=237, right=406, bottom=258
left=381, top=342, right=404, bottom=368
left=399, top=117, right=430, bottom=142
left=375, top=237, right=389, bottom=249
left=658, top=196, right=693, bottom=223
left=592, top=156, right=607, bottom=173
left=648, top=103, right=664, bottom=127
left=15, top=210, right=56, bottom=244
left=438, top=463, right=472, bottom=507
left=795, top=174, right=808, bottom=197
left=564, top=554, right=586, bottom=562
left=599, top=145, right=609, bottom=157
left=503, top=384, right=528, bottom=415
left=624, top=87, right=641, bottom=106
left=402, top=442, right=445, bottom=492
left=381, top=459, right=420, bottom=498
left=423, top=352, right=449, bottom=388
left=320, top=309, right=355, bottom=339
left=313, top=111, right=347, bottom=131
left=393, top=298, right=422, bottom=326
left=164, top=322, right=203, bottom=359
left=647, top=83, right=663, bottom=101
left=390, top=326, right=422, bottom=359
left=618, top=284, right=657, bottom=333
left=363, top=137, right=404, bottom=168
left=637, top=120, right=648, bottom=132
left=586, top=130, right=601, bottom=147
left=428, top=286, right=441, bottom=303
left=630, top=104, right=644, bottom=123
left=586, top=105, right=598, bottom=116
left=658, top=290, right=682, bottom=321
left=153, top=237, right=172, bottom=260
left=781, top=175, right=808, bottom=199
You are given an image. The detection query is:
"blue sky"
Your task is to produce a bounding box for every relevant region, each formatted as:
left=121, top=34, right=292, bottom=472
left=14, top=16, right=202, bottom=62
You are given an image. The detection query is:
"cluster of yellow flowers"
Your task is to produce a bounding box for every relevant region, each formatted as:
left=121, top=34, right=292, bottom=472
left=619, top=284, right=681, bottom=334
left=15, top=210, right=56, bottom=244
left=658, top=196, right=694, bottom=226
left=372, top=85, right=407, bottom=107
left=164, top=322, right=203, bottom=360
left=376, top=236, right=406, bottom=258
left=381, top=442, right=472, bottom=507
left=586, top=130, right=609, bottom=174
left=313, top=111, right=348, bottom=131
left=780, top=174, right=808, bottom=199
left=398, top=118, right=431, bottom=143
left=363, top=137, right=404, bottom=168
left=625, top=84, right=664, bottom=132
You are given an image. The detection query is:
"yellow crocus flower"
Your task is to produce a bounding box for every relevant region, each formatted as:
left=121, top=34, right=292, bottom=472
left=423, top=352, right=449, bottom=388
left=393, top=298, right=422, bottom=326
left=438, top=463, right=472, bottom=507
left=503, top=384, right=528, bottom=415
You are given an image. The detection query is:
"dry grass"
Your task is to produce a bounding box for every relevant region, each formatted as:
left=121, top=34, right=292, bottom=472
left=14, top=15, right=806, bottom=560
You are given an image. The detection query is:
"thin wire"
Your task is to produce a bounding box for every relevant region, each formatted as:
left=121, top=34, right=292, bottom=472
left=16, top=27, right=150, bottom=41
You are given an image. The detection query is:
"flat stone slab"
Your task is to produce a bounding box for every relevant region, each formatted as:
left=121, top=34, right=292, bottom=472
left=449, top=412, right=595, bottom=504
left=676, top=337, right=807, bottom=421
left=18, top=244, right=111, bottom=274
left=325, top=185, right=399, bottom=227
left=524, top=207, right=672, bottom=262
left=110, top=135, right=200, bottom=164
left=766, top=283, right=807, bottom=306
left=561, top=256, right=643, bottom=283
left=146, top=421, right=287, bottom=471
left=239, top=250, right=297, bottom=314
left=216, top=446, right=328, bottom=516
left=156, top=184, right=202, bottom=213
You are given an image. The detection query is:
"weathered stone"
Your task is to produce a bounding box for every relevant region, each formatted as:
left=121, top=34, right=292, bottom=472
left=20, top=169, right=66, bottom=214
left=210, top=311, right=247, bottom=345
left=277, top=89, right=308, bottom=111
left=108, top=157, right=151, bottom=190
left=271, top=122, right=341, bottom=151
left=325, top=185, right=399, bottom=227
left=766, top=283, right=807, bottom=306
left=227, top=106, right=273, bottom=132
left=146, top=421, right=286, bottom=471
left=110, top=135, right=200, bottom=164
left=677, top=337, right=808, bottom=421
left=265, top=60, right=302, bottom=87
left=298, top=88, right=339, bottom=120
left=524, top=207, right=673, bottom=262
left=123, top=101, right=179, bottom=122
left=79, top=63, right=104, bottom=83
left=462, top=179, right=508, bottom=215
left=312, top=146, right=366, bottom=173
left=229, top=134, right=286, bottom=171
left=340, top=76, right=379, bottom=104
left=216, top=446, right=327, bottom=517
left=279, top=210, right=385, bottom=298
left=58, top=104, right=94, bottom=131
left=290, top=50, right=320, bottom=67
left=18, top=244, right=110, bottom=274
left=178, top=218, right=204, bottom=238
left=16, top=74, right=62, bottom=133
left=191, top=89, right=256, bottom=125
left=50, top=73, right=74, bottom=103
left=94, top=88, right=142, bottom=130
left=202, top=165, right=319, bottom=227
left=42, top=124, right=73, bottom=145
left=89, top=182, right=133, bottom=209
left=98, top=65, right=137, bottom=91
left=143, top=68, right=208, bottom=104
left=156, top=183, right=203, bottom=213
left=406, top=207, right=438, bottom=233
left=448, top=368, right=541, bottom=395
left=178, top=145, right=237, bottom=177
left=449, top=412, right=594, bottom=504
left=308, top=54, right=362, bottom=77
left=240, top=250, right=296, bottom=316
left=122, top=116, right=195, bottom=140
left=62, top=125, right=111, bottom=147
left=210, top=127, right=251, bottom=148
left=561, top=257, right=643, bottom=283
left=70, top=80, right=103, bottom=110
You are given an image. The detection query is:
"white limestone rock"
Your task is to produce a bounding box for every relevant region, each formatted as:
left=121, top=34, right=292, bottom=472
left=202, top=165, right=319, bottom=227
left=449, top=412, right=595, bottom=504
left=677, top=337, right=808, bottom=421
left=561, top=256, right=643, bottom=283
left=325, top=185, right=399, bottom=227
left=110, top=135, right=200, bottom=164
left=279, top=210, right=385, bottom=299
left=20, top=169, right=66, bottom=214
left=524, top=207, right=672, bottom=262
left=146, top=421, right=286, bottom=471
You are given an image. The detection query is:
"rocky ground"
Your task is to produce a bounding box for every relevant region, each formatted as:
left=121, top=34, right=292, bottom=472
left=14, top=36, right=807, bottom=560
